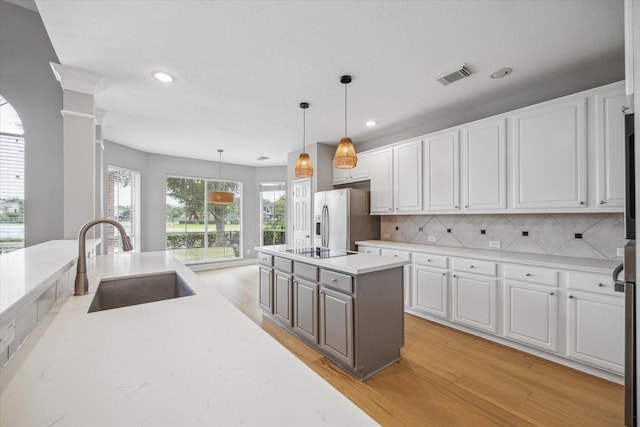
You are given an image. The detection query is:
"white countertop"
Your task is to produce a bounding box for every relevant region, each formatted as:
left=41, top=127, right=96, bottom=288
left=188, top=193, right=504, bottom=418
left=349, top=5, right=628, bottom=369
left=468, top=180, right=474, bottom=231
left=255, top=245, right=409, bottom=274
left=0, top=239, right=100, bottom=323
left=356, top=240, right=620, bottom=274
left=0, top=251, right=377, bottom=427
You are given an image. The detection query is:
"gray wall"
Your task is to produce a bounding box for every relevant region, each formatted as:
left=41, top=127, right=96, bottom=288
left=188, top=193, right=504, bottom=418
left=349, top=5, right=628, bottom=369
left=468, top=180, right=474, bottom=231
left=103, top=140, right=286, bottom=259
left=0, top=1, right=63, bottom=246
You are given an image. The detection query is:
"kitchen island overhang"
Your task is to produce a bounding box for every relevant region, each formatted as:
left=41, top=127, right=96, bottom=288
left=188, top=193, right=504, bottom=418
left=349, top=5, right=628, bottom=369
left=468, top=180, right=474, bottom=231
left=256, top=245, right=409, bottom=380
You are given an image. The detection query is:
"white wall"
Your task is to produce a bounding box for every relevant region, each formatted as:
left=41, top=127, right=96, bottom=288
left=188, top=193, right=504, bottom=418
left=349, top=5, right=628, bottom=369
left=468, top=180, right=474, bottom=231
left=0, top=1, right=63, bottom=246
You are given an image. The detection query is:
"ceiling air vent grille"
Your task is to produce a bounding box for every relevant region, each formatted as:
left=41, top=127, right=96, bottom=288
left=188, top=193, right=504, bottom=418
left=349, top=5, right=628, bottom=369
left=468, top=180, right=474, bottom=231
left=255, top=156, right=269, bottom=161
left=437, top=64, right=472, bottom=86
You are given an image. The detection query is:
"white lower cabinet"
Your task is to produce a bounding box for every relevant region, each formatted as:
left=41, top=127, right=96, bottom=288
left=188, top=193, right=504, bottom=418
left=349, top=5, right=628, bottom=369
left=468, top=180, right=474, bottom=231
left=451, top=272, right=497, bottom=334
left=566, top=290, right=624, bottom=374
left=413, top=265, right=448, bottom=319
left=503, top=281, right=558, bottom=352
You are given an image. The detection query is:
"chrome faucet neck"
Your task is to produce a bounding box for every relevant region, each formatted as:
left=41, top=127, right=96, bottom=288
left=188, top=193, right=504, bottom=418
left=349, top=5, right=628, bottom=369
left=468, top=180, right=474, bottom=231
left=74, top=218, right=133, bottom=296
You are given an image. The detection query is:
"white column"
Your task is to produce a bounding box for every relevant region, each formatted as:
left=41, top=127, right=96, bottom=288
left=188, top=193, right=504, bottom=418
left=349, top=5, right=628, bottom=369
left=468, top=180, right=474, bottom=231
left=50, top=63, right=104, bottom=239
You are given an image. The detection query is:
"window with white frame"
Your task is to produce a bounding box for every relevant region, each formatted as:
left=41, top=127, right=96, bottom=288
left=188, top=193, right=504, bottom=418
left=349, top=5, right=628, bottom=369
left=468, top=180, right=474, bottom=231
left=260, top=182, right=286, bottom=245
left=107, top=166, right=141, bottom=253
left=165, top=175, right=242, bottom=263
left=0, top=95, right=25, bottom=254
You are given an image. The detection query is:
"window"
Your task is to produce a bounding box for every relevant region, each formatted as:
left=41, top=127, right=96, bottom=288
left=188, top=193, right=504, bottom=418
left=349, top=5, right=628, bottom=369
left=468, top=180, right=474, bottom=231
left=107, top=166, right=141, bottom=253
left=166, top=176, right=242, bottom=264
left=0, top=95, right=25, bottom=254
left=260, top=182, right=286, bottom=245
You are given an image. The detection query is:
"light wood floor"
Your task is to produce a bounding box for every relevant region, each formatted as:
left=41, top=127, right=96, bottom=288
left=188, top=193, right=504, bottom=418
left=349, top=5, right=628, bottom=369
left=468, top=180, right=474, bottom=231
left=197, top=265, right=624, bottom=427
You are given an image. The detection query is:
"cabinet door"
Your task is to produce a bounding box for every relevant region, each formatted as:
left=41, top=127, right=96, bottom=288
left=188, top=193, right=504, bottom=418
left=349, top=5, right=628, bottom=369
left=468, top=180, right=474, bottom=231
left=319, top=287, right=354, bottom=367
left=258, top=266, right=273, bottom=313
left=461, top=118, right=506, bottom=210
left=395, top=140, right=423, bottom=212
left=424, top=130, right=459, bottom=211
left=503, top=281, right=557, bottom=352
left=567, top=290, right=624, bottom=374
left=273, top=272, right=293, bottom=326
left=350, top=152, right=370, bottom=182
left=370, top=148, right=394, bottom=213
left=452, top=273, right=497, bottom=333
left=594, top=86, right=627, bottom=207
left=513, top=97, right=587, bottom=208
left=332, top=166, right=350, bottom=184
left=357, top=246, right=381, bottom=255
left=293, top=278, right=319, bottom=343
left=413, top=265, right=448, bottom=318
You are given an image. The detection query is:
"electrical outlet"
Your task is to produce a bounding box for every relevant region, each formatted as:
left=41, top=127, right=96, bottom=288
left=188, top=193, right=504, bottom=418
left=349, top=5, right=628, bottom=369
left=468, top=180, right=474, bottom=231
left=617, top=247, right=625, bottom=257
left=427, top=236, right=436, bottom=243
left=489, top=240, right=501, bottom=248
left=383, top=233, right=390, bottom=239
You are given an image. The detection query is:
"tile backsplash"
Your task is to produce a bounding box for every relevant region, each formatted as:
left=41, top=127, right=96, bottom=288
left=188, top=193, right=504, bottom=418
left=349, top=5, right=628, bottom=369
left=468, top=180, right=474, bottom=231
left=381, top=213, right=626, bottom=261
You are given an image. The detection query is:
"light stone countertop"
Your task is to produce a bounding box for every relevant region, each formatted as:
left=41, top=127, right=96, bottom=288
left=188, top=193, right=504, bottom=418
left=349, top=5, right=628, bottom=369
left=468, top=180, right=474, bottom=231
left=0, top=251, right=378, bottom=427
left=355, top=240, right=621, bottom=274
left=0, top=239, right=100, bottom=323
left=256, top=245, right=410, bottom=274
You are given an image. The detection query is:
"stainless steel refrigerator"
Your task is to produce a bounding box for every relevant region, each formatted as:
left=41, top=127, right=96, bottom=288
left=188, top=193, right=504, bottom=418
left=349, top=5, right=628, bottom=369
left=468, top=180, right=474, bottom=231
left=314, top=188, right=379, bottom=251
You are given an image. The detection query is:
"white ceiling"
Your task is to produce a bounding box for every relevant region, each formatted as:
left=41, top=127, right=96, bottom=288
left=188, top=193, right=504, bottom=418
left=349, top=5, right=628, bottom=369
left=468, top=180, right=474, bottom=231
left=34, top=0, right=624, bottom=167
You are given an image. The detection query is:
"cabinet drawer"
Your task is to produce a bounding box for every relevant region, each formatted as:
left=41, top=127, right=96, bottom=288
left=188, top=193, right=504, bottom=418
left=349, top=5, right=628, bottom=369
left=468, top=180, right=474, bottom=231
left=452, top=258, right=496, bottom=277
left=274, top=257, right=293, bottom=274
left=567, top=272, right=619, bottom=296
left=358, top=246, right=381, bottom=255
left=504, top=264, right=558, bottom=286
left=294, top=262, right=319, bottom=281
left=320, top=269, right=353, bottom=294
left=258, top=253, right=273, bottom=267
left=413, top=253, right=447, bottom=269
left=381, top=249, right=411, bottom=261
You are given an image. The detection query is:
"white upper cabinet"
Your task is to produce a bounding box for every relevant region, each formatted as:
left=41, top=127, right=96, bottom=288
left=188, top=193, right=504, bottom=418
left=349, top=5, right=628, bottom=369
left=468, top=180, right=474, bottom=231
left=394, top=139, right=423, bottom=212
left=370, top=139, right=423, bottom=214
left=512, top=97, right=587, bottom=209
left=594, top=86, right=628, bottom=208
left=460, top=117, right=507, bottom=210
left=332, top=151, right=370, bottom=184
left=424, top=130, right=459, bottom=211
left=370, top=148, right=394, bottom=213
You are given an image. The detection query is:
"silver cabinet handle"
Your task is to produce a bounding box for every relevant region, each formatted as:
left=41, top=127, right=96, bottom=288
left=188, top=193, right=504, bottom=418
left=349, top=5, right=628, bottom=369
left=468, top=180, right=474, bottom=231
left=453, top=274, right=457, bottom=278
left=388, top=208, right=393, bottom=211
left=549, top=292, right=555, bottom=296
left=525, top=273, right=531, bottom=277
left=597, top=283, right=604, bottom=287
left=427, top=259, right=432, bottom=262
left=394, top=254, right=399, bottom=258
left=442, top=272, right=446, bottom=276
left=469, top=265, right=475, bottom=268
left=579, top=201, right=584, bottom=205
left=454, top=205, right=458, bottom=209
left=569, top=295, right=575, bottom=299
left=465, top=205, right=469, bottom=208
left=331, top=278, right=337, bottom=282
left=599, top=200, right=605, bottom=205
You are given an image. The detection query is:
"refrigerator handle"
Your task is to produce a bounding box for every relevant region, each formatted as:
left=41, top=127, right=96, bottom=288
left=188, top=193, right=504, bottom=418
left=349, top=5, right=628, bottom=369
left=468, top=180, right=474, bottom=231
left=614, top=263, right=625, bottom=292
left=325, top=205, right=330, bottom=247
left=322, top=205, right=329, bottom=247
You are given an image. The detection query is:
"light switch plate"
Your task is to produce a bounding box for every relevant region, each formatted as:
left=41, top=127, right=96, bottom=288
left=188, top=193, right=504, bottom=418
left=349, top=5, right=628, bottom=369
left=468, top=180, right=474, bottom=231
left=489, top=241, right=501, bottom=248
left=427, top=236, right=436, bottom=243
left=617, top=247, right=625, bottom=257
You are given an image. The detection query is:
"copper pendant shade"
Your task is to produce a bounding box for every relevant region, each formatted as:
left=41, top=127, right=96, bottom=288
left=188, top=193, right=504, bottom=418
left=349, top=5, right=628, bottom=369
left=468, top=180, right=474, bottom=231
left=207, top=149, right=234, bottom=204
left=334, top=75, right=358, bottom=169
left=295, top=102, right=314, bottom=178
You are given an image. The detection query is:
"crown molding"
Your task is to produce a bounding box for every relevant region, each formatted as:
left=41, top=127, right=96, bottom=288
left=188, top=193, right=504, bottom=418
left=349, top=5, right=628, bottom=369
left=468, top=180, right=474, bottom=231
left=50, top=62, right=105, bottom=95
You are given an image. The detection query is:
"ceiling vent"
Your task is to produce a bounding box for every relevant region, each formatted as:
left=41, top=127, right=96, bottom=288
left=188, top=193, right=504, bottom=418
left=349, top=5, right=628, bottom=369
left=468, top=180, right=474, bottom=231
left=436, top=64, right=472, bottom=86
left=255, top=156, right=269, bottom=161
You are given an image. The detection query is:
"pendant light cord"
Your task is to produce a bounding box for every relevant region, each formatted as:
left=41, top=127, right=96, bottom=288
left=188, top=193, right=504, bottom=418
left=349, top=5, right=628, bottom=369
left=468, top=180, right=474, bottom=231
left=344, top=83, right=348, bottom=137
left=303, top=107, right=306, bottom=152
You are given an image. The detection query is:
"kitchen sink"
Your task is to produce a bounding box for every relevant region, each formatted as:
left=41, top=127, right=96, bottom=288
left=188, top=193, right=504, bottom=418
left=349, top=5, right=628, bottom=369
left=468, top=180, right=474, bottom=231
left=88, top=272, right=195, bottom=313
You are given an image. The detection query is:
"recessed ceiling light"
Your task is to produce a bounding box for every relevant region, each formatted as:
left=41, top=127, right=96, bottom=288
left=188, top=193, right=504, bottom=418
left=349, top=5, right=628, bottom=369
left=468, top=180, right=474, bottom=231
left=366, top=120, right=377, bottom=127
left=152, top=71, right=174, bottom=83
left=490, top=68, right=513, bottom=79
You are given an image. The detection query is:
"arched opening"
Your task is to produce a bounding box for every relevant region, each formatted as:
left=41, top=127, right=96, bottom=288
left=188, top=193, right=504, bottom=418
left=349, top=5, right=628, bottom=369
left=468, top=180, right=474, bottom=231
left=0, top=95, right=25, bottom=253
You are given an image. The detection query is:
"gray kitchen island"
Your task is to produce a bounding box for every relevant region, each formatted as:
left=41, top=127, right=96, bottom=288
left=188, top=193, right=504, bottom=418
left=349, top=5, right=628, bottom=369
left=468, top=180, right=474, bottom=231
left=256, top=245, right=409, bottom=380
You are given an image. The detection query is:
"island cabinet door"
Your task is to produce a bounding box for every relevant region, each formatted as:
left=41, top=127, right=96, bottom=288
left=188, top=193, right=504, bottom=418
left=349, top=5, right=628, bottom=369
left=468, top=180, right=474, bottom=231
left=319, top=287, right=354, bottom=368
left=293, top=278, right=319, bottom=343
left=258, top=266, right=273, bottom=313
left=273, top=272, right=293, bottom=327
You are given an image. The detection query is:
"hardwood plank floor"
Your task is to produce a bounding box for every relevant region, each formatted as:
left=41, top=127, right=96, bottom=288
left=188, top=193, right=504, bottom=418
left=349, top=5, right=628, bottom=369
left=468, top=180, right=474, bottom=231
left=197, top=265, right=623, bottom=427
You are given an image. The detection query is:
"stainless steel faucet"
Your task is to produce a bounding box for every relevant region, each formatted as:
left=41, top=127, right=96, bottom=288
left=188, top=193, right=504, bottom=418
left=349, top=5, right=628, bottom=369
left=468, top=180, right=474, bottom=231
left=74, top=218, right=133, bottom=296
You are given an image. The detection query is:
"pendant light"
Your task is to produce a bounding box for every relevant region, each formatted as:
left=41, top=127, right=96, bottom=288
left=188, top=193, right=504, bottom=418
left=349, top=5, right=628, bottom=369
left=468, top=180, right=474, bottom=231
left=294, top=102, right=314, bottom=178
left=207, top=149, right=234, bottom=204
left=333, top=75, right=358, bottom=169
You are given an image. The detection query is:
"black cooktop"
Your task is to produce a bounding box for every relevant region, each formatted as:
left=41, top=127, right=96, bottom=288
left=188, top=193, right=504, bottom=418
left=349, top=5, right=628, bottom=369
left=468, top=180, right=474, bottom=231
left=285, top=247, right=355, bottom=259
